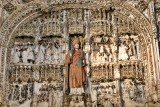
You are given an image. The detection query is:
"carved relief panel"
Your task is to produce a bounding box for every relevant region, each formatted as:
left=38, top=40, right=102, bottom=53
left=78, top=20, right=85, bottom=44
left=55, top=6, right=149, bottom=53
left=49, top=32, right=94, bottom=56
left=0, top=1, right=157, bottom=106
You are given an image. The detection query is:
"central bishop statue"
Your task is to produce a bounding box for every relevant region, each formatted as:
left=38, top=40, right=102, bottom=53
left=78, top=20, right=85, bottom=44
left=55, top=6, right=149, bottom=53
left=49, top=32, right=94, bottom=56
left=65, top=37, right=86, bottom=95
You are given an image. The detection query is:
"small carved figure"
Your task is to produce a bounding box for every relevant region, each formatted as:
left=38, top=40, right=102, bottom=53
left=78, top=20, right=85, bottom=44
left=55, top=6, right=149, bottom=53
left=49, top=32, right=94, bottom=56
left=12, top=46, right=20, bottom=63
left=45, top=43, right=52, bottom=64
left=135, top=40, right=141, bottom=60
left=27, top=44, right=35, bottom=64
left=22, top=47, right=28, bottom=63
left=118, top=42, right=129, bottom=60
left=126, top=37, right=136, bottom=60
left=39, top=43, right=46, bottom=64
left=53, top=42, right=60, bottom=64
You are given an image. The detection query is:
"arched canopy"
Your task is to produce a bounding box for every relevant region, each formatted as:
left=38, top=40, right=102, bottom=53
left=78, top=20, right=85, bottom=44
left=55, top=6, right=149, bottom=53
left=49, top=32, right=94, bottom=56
left=0, top=1, right=154, bottom=48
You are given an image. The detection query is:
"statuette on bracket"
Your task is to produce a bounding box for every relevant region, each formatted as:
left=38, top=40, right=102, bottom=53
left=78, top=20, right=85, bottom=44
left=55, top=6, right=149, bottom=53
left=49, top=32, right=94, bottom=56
left=3, top=3, right=16, bottom=13
left=40, top=1, right=51, bottom=13
left=135, top=0, right=148, bottom=12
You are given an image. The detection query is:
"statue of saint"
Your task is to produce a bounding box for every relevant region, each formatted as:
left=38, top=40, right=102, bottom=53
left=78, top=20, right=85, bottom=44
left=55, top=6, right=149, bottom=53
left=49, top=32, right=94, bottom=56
left=45, top=43, right=52, bottom=64
left=27, top=44, right=35, bottom=64
left=135, top=40, right=141, bottom=60
left=12, top=46, right=20, bottom=63
left=65, top=38, right=86, bottom=95
left=39, top=43, right=46, bottom=64
left=22, top=47, right=28, bottom=63
left=118, top=42, right=129, bottom=60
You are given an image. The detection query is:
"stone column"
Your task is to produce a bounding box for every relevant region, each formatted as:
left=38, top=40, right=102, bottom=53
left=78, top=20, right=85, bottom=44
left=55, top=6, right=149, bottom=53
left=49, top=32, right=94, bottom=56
left=0, top=0, right=3, bottom=26
left=63, top=10, right=69, bottom=39
left=84, top=9, right=92, bottom=104
left=62, top=9, right=69, bottom=107
left=84, top=9, right=90, bottom=39
left=149, top=0, right=160, bottom=83
left=0, top=45, right=10, bottom=106
left=0, top=47, right=2, bottom=106
left=103, top=9, right=107, bottom=36
left=146, top=44, right=152, bottom=103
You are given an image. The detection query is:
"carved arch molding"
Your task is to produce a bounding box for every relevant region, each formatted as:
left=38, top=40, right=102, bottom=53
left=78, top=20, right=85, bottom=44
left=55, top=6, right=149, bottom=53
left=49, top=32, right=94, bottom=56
left=0, top=0, right=157, bottom=103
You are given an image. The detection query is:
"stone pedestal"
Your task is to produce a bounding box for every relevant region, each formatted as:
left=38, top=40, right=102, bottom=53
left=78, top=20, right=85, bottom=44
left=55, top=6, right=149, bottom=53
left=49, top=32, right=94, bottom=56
left=63, top=95, right=69, bottom=107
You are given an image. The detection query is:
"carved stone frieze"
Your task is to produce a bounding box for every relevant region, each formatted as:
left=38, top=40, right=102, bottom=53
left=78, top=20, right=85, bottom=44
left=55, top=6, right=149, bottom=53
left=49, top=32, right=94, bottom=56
left=0, top=0, right=159, bottom=106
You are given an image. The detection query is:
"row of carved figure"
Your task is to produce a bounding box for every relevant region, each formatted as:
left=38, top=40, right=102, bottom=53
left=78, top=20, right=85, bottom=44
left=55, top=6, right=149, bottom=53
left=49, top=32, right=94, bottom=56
left=90, top=83, right=117, bottom=107
left=90, top=80, right=146, bottom=107
left=36, top=84, right=63, bottom=107
left=121, top=80, right=146, bottom=103
left=91, top=38, right=141, bottom=64
left=11, top=42, right=67, bottom=64
left=91, top=62, right=145, bottom=83
left=8, top=80, right=146, bottom=107
left=8, top=82, right=63, bottom=107
left=11, top=37, right=141, bottom=65
left=8, top=83, right=33, bottom=107
left=9, top=65, right=63, bottom=84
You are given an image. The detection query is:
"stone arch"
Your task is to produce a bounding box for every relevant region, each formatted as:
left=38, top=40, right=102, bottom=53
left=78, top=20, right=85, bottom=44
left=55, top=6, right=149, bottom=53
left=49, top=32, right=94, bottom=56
left=0, top=0, right=157, bottom=103
left=0, top=2, right=154, bottom=47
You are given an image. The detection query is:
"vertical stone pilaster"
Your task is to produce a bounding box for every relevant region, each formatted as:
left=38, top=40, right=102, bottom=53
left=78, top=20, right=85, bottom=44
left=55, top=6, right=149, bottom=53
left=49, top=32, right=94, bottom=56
left=0, top=46, right=2, bottom=105
left=84, top=9, right=90, bottom=40
left=148, top=1, right=160, bottom=103
left=0, top=46, right=8, bottom=106
left=62, top=9, right=70, bottom=107
left=63, top=9, right=69, bottom=39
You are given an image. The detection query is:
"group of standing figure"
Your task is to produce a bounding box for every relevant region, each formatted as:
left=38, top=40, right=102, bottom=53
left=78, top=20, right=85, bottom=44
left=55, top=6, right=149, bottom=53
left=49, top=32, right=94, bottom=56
left=11, top=43, right=35, bottom=64
left=36, top=84, right=63, bottom=107
left=118, top=38, right=141, bottom=61
left=9, top=83, right=33, bottom=107
left=90, top=84, right=117, bottom=107
left=11, top=42, right=67, bottom=64
left=91, top=37, right=141, bottom=64
left=122, top=80, right=146, bottom=103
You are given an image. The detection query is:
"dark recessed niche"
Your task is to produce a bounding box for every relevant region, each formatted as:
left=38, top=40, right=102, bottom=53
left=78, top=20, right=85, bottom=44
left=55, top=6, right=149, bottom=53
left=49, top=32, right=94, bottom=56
left=15, top=36, right=35, bottom=43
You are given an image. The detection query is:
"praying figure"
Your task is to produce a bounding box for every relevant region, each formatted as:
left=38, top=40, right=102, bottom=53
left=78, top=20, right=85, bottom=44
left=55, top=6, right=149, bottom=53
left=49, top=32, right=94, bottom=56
left=65, top=38, right=86, bottom=95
